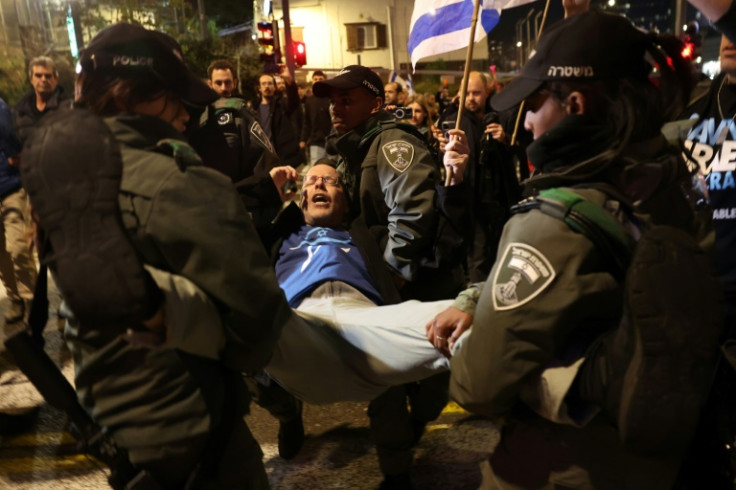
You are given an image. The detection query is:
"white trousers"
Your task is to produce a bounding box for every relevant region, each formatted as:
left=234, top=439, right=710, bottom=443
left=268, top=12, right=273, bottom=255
left=149, top=271, right=454, bottom=404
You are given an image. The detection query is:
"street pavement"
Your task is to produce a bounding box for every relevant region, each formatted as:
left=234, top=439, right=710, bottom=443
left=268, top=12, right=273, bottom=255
left=0, top=272, right=501, bottom=489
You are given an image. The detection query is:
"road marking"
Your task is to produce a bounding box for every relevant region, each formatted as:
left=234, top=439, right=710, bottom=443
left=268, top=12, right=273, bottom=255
left=442, top=402, right=467, bottom=415
left=426, top=423, right=453, bottom=433
left=2, top=431, right=76, bottom=447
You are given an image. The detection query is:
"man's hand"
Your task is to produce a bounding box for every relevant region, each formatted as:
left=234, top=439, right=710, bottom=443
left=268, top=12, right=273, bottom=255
left=563, top=0, right=590, bottom=17
left=269, top=165, right=299, bottom=201
left=279, top=65, right=293, bottom=84
left=425, top=306, right=473, bottom=358
left=433, top=126, right=448, bottom=153
left=484, top=122, right=507, bottom=143
left=443, top=129, right=469, bottom=186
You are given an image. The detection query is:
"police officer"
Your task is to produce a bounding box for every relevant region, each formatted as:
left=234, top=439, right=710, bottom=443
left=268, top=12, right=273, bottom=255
left=189, top=73, right=284, bottom=235
left=442, top=11, right=721, bottom=490
left=314, top=66, right=466, bottom=489
left=23, top=23, right=290, bottom=489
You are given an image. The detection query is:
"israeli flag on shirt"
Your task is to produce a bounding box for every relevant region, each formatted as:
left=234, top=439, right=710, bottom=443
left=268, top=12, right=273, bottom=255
left=408, top=0, right=538, bottom=70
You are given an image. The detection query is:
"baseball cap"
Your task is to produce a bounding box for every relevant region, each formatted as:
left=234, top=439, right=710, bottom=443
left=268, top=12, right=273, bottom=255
left=492, top=11, right=651, bottom=112
left=312, top=65, right=384, bottom=100
left=79, top=23, right=217, bottom=107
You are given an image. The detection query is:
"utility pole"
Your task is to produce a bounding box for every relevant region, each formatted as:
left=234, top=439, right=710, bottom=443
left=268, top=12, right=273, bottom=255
left=674, top=0, right=686, bottom=35
left=282, top=0, right=295, bottom=79
left=197, top=0, right=208, bottom=40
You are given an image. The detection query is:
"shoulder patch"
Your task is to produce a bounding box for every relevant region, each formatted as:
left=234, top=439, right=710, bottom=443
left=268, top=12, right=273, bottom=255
left=381, top=140, right=414, bottom=173
left=250, top=121, right=276, bottom=154
left=217, top=111, right=233, bottom=126
left=492, top=242, right=556, bottom=311
left=155, top=138, right=202, bottom=170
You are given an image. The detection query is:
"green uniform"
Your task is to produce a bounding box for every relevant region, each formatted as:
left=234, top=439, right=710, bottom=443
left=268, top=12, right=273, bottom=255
left=450, top=134, right=705, bottom=490
left=65, top=114, right=291, bottom=488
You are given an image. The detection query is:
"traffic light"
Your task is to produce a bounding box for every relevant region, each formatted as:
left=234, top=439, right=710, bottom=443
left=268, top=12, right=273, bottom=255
left=681, top=41, right=695, bottom=60
left=679, top=27, right=702, bottom=63
left=293, top=41, right=306, bottom=67
left=257, top=20, right=281, bottom=65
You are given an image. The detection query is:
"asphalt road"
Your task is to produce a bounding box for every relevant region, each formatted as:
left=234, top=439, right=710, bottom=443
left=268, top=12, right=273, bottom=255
left=0, top=273, right=501, bottom=489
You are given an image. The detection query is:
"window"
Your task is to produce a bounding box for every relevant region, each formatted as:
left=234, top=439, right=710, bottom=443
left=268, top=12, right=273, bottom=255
left=345, top=22, right=387, bottom=51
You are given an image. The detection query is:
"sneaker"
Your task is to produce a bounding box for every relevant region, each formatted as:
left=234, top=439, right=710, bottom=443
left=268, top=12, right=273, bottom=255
left=20, top=109, right=161, bottom=328
left=278, top=400, right=305, bottom=460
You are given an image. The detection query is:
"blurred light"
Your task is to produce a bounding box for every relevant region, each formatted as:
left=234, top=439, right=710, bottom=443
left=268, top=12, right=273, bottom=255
left=516, top=41, right=522, bottom=47
left=607, top=0, right=615, bottom=6
left=681, top=42, right=694, bottom=60
left=702, top=59, right=721, bottom=79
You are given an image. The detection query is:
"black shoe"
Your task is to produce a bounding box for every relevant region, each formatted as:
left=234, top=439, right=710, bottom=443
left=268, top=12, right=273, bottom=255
left=378, top=473, right=413, bottom=490
left=4, top=300, right=25, bottom=325
left=278, top=401, right=304, bottom=460
left=21, top=109, right=162, bottom=328
left=410, top=418, right=427, bottom=446
left=0, top=406, right=41, bottom=436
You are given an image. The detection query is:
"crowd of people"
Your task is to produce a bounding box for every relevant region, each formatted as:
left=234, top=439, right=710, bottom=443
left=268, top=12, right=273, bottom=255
left=2, top=0, right=736, bottom=489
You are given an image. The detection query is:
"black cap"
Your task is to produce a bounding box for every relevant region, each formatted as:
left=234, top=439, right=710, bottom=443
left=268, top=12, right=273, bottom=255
left=312, top=65, right=384, bottom=100
left=79, top=23, right=217, bottom=107
left=492, top=11, right=651, bottom=112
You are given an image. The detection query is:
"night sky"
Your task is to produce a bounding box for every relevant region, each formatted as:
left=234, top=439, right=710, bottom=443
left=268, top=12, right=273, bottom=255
left=488, top=0, right=702, bottom=45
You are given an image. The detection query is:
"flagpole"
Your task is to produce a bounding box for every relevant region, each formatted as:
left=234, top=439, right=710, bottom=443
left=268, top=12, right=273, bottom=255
left=445, top=0, right=483, bottom=186
left=510, top=0, right=552, bottom=147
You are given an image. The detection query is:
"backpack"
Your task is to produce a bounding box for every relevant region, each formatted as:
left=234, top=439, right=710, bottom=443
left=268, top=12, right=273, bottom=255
left=521, top=187, right=724, bottom=460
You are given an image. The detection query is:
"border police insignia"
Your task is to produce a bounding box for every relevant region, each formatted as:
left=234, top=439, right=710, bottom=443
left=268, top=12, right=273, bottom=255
left=250, top=121, right=276, bottom=154
left=217, top=112, right=233, bottom=126
left=492, top=242, right=556, bottom=310
left=382, top=141, right=414, bottom=173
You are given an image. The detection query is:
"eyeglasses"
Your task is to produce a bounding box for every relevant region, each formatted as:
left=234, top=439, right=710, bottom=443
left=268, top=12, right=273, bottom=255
left=303, top=175, right=341, bottom=187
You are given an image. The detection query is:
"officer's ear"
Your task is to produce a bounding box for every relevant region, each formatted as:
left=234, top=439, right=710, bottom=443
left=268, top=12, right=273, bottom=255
left=207, top=79, right=214, bottom=89
left=565, top=91, right=586, bottom=115
left=370, top=96, right=383, bottom=114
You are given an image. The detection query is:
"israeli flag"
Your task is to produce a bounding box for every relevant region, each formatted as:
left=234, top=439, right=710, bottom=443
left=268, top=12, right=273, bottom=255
left=408, top=0, right=538, bottom=70
left=389, top=71, right=417, bottom=96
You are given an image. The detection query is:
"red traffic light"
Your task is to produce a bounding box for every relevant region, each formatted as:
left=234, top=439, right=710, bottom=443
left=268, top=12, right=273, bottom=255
left=257, top=21, right=273, bottom=35
left=681, top=42, right=695, bottom=60
left=293, top=41, right=306, bottom=67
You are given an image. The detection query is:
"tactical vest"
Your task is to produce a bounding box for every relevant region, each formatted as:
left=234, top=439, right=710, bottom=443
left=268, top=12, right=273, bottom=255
left=190, top=97, right=277, bottom=183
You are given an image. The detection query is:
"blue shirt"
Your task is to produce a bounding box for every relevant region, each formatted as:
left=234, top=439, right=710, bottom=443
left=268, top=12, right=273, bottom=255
left=275, top=225, right=384, bottom=307
left=0, top=98, right=21, bottom=199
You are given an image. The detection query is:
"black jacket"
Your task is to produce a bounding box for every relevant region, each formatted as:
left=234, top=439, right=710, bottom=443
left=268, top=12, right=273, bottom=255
left=252, top=82, right=304, bottom=167
left=13, top=87, right=71, bottom=146
left=301, top=96, right=332, bottom=147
